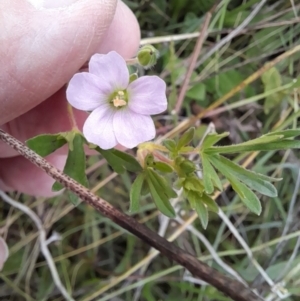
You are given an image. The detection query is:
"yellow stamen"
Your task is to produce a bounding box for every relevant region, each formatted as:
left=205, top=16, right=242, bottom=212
left=113, top=97, right=127, bottom=107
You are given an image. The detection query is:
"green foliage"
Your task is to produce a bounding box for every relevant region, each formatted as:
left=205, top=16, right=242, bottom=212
left=26, top=133, right=67, bottom=156
left=52, top=133, right=88, bottom=205
left=262, top=67, right=284, bottom=114
left=138, top=128, right=300, bottom=223
left=96, top=148, right=142, bottom=174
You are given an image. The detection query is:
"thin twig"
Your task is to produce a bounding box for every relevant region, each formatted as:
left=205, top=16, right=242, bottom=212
left=173, top=7, right=213, bottom=114
left=0, top=129, right=262, bottom=301
left=0, top=191, right=74, bottom=301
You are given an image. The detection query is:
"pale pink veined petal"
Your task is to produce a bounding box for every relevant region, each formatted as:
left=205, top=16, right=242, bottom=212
left=89, top=51, right=129, bottom=91
left=113, top=109, right=155, bottom=148
left=83, top=104, right=117, bottom=150
left=0, top=237, right=9, bottom=271
left=127, top=76, right=167, bottom=115
left=66, top=73, right=111, bottom=111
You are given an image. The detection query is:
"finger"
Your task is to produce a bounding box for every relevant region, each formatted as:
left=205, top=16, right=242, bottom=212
left=0, top=152, right=67, bottom=197
left=0, top=0, right=140, bottom=157
left=0, top=0, right=117, bottom=125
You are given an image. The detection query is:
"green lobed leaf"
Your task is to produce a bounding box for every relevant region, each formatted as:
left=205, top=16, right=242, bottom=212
left=26, top=133, right=67, bottom=157
left=163, top=139, right=177, bottom=152
left=130, top=173, right=145, bottom=213
left=230, top=179, right=262, bottom=215
left=146, top=169, right=175, bottom=218
left=187, top=191, right=209, bottom=229
left=96, top=148, right=142, bottom=174
left=52, top=133, right=88, bottom=198
left=205, top=139, right=300, bottom=154
left=201, top=153, right=223, bottom=194
left=201, top=193, right=219, bottom=213
left=209, top=155, right=261, bottom=215
left=147, top=168, right=177, bottom=199
left=153, top=161, right=174, bottom=173
left=264, top=129, right=300, bottom=139
left=212, top=155, right=278, bottom=197
left=177, top=127, right=195, bottom=149
left=201, top=132, right=230, bottom=149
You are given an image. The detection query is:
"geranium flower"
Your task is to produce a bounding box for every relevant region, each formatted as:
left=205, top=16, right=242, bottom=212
left=66, top=51, right=167, bottom=149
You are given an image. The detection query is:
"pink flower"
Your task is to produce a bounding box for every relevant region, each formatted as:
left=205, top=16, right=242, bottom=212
left=66, top=51, right=167, bottom=149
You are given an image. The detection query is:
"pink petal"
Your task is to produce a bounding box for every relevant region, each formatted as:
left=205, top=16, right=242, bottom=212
left=0, top=237, right=9, bottom=271
left=113, top=109, right=155, bottom=148
left=67, top=73, right=111, bottom=111
left=127, top=76, right=167, bottom=115
left=83, top=104, right=117, bottom=150
left=89, top=52, right=129, bottom=91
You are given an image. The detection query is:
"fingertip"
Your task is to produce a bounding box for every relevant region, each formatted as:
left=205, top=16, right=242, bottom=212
left=0, top=153, right=67, bottom=197
left=97, top=0, right=141, bottom=58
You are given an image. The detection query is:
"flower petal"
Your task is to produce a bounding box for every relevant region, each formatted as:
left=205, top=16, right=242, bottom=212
left=113, top=109, right=155, bottom=148
left=127, top=76, right=167, bottom=115
left=67, top=73, right=111, bottom=111
left=89, top=51, right=129, bottom=91
left=83, top=104, right=117, bottom=150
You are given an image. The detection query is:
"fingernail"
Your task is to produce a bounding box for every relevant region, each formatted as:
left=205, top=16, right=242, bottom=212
left=26, top=0, right=79, bottom=9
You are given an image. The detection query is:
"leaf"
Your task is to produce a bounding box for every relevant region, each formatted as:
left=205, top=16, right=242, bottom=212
left=179, top=146, right=195, bottom=153
left=202, top=132, right=229, bottom=149
left=187, top=191, right=209, bottom=229
left=26, top=133, right=67, bottom=156
left=52, top=133, right=88, bottom=196
left=201, top=193, right=219, bottom=213
left=97, top=148, right=142, bottom=173
left=265, top=129, right=300, bottom=139
left=186, top=83, right=206, bottom=101
left=230, top=179, right=262, bottom=215
left=163, top=139, right=177, bottom=152
left=147, top=168, right=177, bottom=199
left=205, top=139, right=300, bottom=154
left=153, top=161, right=173, bottom=173
left=201, top=153, right=223, bottom=194
left=213, top=155, right=278, bottom=197
left=209, top=156, right=261, bottom=215
left=130, top=173, right=145, bottom=213
left=261, top=67, right=283, bottom=114
left=146, top=170, right=175, bottom=218
left=177, top=127, right=195, bottom=149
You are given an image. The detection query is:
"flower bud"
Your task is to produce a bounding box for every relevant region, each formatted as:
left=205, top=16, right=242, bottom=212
left=129, top=73, right=138, bottom=83
left=137, top=45, right=159, bottom=69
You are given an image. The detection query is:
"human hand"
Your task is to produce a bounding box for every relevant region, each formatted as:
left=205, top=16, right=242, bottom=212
left=0, top=0, right=140, bottom=196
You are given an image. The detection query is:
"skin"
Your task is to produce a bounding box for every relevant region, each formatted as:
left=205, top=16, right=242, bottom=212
left=0, top=0, right=141, bottom=196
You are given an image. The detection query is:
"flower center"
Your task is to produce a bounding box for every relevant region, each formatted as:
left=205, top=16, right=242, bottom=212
left=111, top=90, right=127, bottom=108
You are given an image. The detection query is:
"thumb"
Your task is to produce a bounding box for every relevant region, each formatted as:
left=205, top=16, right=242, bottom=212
left=0, top=0, right=117, bottom=125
